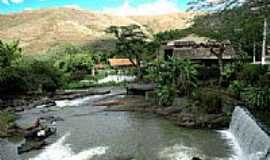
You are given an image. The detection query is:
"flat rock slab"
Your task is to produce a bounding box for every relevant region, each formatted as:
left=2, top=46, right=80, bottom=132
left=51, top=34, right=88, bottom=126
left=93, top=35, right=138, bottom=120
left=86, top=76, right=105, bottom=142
left=127, top=83, right=156, bottom=95
left=53, top=90, right=111, bottom=100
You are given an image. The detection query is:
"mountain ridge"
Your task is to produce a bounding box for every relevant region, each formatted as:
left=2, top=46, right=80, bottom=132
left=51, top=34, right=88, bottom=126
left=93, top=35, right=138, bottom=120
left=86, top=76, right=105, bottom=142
left=0, top=8, right=196, bottom=54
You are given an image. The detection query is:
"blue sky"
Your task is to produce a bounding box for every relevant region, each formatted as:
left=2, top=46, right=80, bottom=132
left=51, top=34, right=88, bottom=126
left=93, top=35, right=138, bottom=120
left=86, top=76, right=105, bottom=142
left=0, top=0, right=190, bottom=15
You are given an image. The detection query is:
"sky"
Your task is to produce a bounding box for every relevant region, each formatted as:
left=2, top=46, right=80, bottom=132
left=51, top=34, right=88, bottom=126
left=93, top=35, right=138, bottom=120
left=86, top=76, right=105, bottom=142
left=0, top=0, right=190, bottom=15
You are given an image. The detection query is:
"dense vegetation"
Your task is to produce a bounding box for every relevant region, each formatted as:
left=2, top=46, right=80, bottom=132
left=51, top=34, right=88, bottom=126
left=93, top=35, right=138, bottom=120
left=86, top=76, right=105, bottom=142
left=0, top=0, right=269, bottom=113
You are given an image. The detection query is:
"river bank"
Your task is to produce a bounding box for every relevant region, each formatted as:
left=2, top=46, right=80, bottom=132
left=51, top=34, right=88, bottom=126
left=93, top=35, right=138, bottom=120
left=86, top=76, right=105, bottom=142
left=98, top=95, right=231, bottom=130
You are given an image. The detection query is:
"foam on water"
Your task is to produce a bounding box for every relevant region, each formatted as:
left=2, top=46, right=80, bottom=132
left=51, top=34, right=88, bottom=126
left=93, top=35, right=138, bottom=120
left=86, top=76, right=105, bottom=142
left=97, top=75, right=136, bottom=84
left=55, top=95, right=104, bottom=108
left=159, top=144, right=206, bottom=160
left=29, top=133, right=108, bottom=160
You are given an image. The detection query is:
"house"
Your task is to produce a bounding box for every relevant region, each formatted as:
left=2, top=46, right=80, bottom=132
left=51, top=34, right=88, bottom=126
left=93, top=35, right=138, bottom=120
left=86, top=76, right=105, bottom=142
left=108, top=58, right=136, bottom=68
left=164, top=34, right=236, bottom=65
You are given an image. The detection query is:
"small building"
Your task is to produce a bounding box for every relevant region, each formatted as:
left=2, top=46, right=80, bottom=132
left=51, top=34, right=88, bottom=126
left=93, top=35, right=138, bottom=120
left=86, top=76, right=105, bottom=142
left=164, top=34, right=236, bottom=65
left=108, top=58, right=136, bottom=68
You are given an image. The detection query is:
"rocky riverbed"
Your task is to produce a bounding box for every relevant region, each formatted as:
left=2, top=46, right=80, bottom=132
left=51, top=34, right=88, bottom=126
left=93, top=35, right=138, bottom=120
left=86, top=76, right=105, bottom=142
left=0, top=87, right=238, bottom=160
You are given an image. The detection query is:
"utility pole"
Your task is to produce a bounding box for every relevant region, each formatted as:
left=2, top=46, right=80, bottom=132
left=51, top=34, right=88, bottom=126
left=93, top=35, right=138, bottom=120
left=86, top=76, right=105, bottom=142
left=262, top=17, right=267, bottom=65
left=253, top=42, right=256, bottom=64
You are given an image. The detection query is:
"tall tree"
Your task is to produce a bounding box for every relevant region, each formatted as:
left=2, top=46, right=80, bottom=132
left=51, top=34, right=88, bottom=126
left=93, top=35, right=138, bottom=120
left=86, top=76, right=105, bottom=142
left=189, top=0, right=270, bottom=64
left=0, top=40, right=21, bottom=69
left=106, top=24, right=149, bottom=78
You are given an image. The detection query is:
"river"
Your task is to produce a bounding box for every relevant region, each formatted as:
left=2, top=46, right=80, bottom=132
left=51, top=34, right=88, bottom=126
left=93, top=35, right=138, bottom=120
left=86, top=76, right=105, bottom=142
left=13, top=89, right=238, bottom=160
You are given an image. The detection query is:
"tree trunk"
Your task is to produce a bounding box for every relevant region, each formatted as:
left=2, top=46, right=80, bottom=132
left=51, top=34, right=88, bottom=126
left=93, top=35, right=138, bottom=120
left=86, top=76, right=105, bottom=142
left=129, top=58, right=142, bottom=79
left=210, top=46, right=225, bottom=86
left=217, top=54, right=224, bottom=85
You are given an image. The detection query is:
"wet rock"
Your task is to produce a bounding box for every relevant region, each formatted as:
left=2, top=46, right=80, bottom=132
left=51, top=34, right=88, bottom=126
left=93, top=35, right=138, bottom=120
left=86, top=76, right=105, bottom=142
left=54, top=90, right=111, bottom=100
left=95, top=100, right=125, bottom=107
left=15, top=107, right=24, bottom=112
left=24, top=127, right=56, bottom=141
left=127, top=83, right=156, bottom=96
left=18, top=140, right=47, bottom=154
left=30, top=98, right=56, bottom=108
left=39, top=116, right=64, bottom=123
left=156, top=107, right=183, bottom=116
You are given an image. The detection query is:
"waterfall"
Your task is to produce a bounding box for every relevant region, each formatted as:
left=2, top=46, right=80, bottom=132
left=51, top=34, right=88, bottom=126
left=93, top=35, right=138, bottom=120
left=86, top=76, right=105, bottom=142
left=230, top=107, right=270, bottom=160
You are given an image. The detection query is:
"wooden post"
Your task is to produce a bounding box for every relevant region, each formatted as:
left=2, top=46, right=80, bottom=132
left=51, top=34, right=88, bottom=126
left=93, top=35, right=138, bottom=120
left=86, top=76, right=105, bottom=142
left=262, top=18, right=267, bottom=65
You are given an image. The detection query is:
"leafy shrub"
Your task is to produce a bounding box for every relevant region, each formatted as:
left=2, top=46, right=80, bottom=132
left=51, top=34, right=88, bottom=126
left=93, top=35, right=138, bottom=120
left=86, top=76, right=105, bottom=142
left=157, top=85, right=176, bottom=107
left=228, top=80, right=245, bottom=99
left=0, top=40, right=21, bottom=69
left=237, top=64, right=268, bottom=86
left=0, top=59, right=63, bottom=94
left=0, top=112, right=16, bottom=137
left=242, top=87, right=270, bottom=110
left=55, top=53, right=94, bottom=81
left=146, top=59, right=198, bottom=96
left=197, top=65, right=219, bottom=81
left=30, top=60, right=63, bottom=92
left=192, top=89, right=223, bottom=114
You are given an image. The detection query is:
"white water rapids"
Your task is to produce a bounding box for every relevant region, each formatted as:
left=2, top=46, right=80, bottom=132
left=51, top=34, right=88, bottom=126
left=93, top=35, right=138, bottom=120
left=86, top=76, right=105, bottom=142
left=16, top=94, right=269, bottom=160
left=29, top=133, right=108, bottom=160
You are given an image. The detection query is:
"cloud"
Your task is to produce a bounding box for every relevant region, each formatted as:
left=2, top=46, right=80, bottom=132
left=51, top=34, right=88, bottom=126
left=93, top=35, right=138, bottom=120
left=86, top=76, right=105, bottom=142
left=103, top=0, right=180, bottom=16
left=1, top=0, right=24, bottom=5
left=64, top=4, right=83, bottom=10
left=10, top=0, right=23, bottom=4
left=24, top=7, right=32, bottom=11
left=2, top=0, right=9, bottom=5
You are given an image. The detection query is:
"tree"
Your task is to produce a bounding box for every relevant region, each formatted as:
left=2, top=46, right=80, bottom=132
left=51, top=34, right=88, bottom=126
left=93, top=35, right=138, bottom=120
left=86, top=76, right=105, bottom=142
left=0, top=40, right=21, bottom=69
left=106, top=24, right=149, bottom=78
left=146, top=59, right=198, bottom=106
left=188, top=0, right=270, bottom=64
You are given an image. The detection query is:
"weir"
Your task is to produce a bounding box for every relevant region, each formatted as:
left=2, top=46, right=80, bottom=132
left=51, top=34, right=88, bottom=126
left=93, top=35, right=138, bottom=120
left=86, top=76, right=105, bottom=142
left=230, top=107, right=270, bottom=160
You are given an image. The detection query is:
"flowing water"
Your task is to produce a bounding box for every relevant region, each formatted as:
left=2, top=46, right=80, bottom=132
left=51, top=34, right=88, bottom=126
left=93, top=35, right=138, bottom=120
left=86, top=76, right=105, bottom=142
left=4, top=89, right=241, bottom=160
left=229, top=107, right=270, bottom=160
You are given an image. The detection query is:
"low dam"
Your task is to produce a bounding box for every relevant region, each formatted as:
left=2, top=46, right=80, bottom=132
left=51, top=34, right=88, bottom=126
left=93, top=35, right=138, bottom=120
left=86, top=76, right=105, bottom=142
left=230, top=107, right=270, bottom=160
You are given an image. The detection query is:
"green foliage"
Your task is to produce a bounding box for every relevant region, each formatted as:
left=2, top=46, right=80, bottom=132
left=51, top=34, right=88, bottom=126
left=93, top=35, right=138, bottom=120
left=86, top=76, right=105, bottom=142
left=146, top=58, right=198, bottom=106
left=228, top=80, right=245, bottom=98
left=192, top=89, right=223, bottom=114
left=0, top=58, right=63, bottom=93
left=106, top=24, right=152, bottom=77
left=55, top=53, right=94, bottom=73
left=157, top=85, right=176, bottom=107
left=0, top=112, right=16, bottom=137
left=237, top=64, right=268, bottom=85
left=242, top=87, right=270, bottom=110
left=0, top=112, right=15, bottom=125
left=30, top=60, right=63, bottom=92
left=0, top=40, right=21, bottom=69
left=154, top=28, right=191, bottom=42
